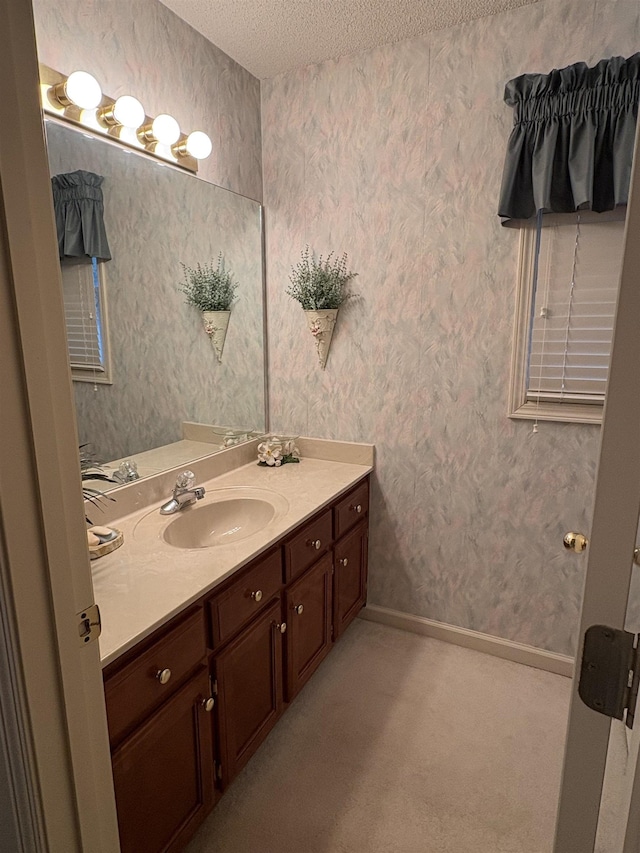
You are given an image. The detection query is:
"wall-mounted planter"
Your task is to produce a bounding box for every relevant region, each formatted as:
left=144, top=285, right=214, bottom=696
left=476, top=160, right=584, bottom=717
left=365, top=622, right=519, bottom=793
left=304, top=308, right=338, bottom=369
left=202, top=310, right=230, bottom=363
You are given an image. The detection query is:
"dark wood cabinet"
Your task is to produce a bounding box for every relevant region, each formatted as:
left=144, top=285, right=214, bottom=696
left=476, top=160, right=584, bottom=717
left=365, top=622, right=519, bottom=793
left=284, top=507, right=333, bottom=582
left=104, top=474, right=370, bottom=853
left=111, top=668, right=215, bottom=853
left=208, top=547, right=282, bottom=648
left=285, top=552, right=333, bottom=701
left=104, top=607, right=207, bottom=748
left=333, top=520, right=368, bottom=640
left=334, top=479, right=369, bottom=539
left=213, top=598, right=284, bottom=785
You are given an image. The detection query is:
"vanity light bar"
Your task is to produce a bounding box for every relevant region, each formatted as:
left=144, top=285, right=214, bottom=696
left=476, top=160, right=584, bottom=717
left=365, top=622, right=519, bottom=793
left=40, top=64, right=213, bottom=173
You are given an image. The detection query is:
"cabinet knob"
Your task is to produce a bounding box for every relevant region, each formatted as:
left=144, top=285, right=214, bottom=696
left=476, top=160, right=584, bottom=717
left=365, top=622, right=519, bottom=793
left=273, top=621, right=287, bottom=634
left=339, top=557, right=348, bottom=567
left=202, top=697, right=215, bottom=712
left=156, top=668, right=171, bottom=685
left=307, top=538, right=321, bottom=550
left=294, top=604, right=304, bottom=615
left=350, top=504, right=362, bottom=514
left=251, top=590, right=263, bottom=602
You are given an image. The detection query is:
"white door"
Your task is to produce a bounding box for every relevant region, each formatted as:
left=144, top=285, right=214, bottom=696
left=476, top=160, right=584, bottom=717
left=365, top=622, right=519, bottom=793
left=0, top=1, right=120, bottom=850
left=553, top=117, right=640, bottom=851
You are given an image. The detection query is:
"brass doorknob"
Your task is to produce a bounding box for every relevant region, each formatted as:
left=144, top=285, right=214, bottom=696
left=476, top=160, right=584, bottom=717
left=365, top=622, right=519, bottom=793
left=564, top=532, right=589, bottom=553
left=307, top=539, right=321, bottom=550
left=273, top=621, right=287, bottom=634
left=294, top=604, right=304, bottom=615
left=202, top=697, right=215, bottom=712
left=339, top=557, right=348, bottom=567
left=251, top=590, right=263, bottom=602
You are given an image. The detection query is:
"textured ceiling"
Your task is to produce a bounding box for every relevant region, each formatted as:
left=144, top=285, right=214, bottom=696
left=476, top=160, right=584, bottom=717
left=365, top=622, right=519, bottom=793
left=160, top=0, right=543, bottom=79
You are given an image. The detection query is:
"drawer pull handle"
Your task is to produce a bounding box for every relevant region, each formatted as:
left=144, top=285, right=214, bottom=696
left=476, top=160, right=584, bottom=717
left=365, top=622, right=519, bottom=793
left=251, top=590, right=263, bottom=602
left=156, top=668, right=172, bottom=685
left=273, top=621, right=287, bottom=634
left=202, top=697, right=215, bottom=713
left=350, top=504, right=362, bottom=514
left=307, top=538, right=322, bottom=550
left=294, top=604, right=304, bottom=615
left=339, top=557, right=349, bottom=567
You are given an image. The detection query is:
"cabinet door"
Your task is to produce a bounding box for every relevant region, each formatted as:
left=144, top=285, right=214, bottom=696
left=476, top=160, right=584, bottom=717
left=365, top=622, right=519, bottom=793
left=333, top=520, right=368, bottom=640
left=111, top=669, right=215, bottom=853
left=214, top=598, right=284, bottom=786
left=285, top=553, right=333, bottom=702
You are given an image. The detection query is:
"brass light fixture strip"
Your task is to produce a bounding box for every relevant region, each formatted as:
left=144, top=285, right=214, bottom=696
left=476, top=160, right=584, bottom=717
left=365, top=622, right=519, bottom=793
left=39, top=64, right=199, bottom=174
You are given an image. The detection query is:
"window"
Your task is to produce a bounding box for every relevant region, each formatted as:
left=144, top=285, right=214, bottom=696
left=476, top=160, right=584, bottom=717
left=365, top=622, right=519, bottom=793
left=508, top=209, right=625, bottom=424
left=61, top=257, right=112, bottom=384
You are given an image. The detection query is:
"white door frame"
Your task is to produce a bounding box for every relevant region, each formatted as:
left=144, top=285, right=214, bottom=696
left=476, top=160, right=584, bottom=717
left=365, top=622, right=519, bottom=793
left=553, top=116, right=640, bottom=851
left=0, top=1, right=119, bottom=850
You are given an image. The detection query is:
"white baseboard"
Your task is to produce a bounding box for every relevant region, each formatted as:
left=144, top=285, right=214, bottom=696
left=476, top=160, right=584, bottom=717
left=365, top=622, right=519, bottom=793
left=358, top=604, right=575, bottom=678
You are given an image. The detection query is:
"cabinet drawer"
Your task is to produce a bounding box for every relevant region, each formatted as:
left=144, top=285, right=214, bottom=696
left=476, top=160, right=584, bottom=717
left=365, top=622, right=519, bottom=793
left=209, top=548, right=282, bottom=647
left=104, top=607, right=206, bottom=747
left=334, top=479, right=369, bottom=539
left=284, top=508, right=333, bottom=582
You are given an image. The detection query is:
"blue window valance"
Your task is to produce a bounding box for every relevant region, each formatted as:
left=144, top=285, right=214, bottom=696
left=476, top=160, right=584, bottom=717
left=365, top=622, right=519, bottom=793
left=498, top=53, right=640, bottom=225
left=51, top=169, right=111, bottom=260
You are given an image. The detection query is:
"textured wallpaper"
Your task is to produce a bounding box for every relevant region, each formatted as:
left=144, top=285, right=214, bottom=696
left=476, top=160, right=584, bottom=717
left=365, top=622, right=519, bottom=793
left=31, top=0, right=262, bottom=202
left=46, top=121, right=265, bottom=464
left=262, top=0, right=640, bottom=657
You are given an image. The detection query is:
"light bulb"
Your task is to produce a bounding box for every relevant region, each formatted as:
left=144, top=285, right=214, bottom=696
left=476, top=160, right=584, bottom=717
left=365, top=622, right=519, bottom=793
left=151, top=114, right=180, bottom=145
left=63, top=71, right=102, bottom=110
left=112, top=95, right=145, bottom=129
left=185, top=131, right=212, bottom=160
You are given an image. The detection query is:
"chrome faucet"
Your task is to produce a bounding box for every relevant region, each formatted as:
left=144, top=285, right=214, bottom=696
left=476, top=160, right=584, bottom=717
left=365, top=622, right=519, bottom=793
left=159, top=471, right=206, bottom=515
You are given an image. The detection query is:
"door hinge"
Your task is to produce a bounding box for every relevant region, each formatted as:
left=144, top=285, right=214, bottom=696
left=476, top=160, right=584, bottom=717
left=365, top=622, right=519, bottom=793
left=77, top=603, right=101, bottom=646
left=579, top=624, right=640, bottom=728
left=211, top=678, right=218, bottom=696
left=215, top=762, right=223, bottom=781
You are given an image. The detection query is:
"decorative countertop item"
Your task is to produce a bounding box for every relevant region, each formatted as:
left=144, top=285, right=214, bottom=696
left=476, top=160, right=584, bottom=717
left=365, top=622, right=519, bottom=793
left=257, top=435, right=300, bottom=467
left=87, top=525, right=123, bottom=560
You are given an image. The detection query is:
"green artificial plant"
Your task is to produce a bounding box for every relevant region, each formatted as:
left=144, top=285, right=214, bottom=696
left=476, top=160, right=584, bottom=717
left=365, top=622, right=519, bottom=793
left=287, top=246, right=357, bottom=310
left=80, top=444, right=114, bottom=524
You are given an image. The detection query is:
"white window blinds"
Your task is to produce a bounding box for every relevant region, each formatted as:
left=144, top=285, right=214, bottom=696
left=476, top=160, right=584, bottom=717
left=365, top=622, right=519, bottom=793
left=527, top=212, right=625, bottom=405
left=61, top=257, right=110, bottom=382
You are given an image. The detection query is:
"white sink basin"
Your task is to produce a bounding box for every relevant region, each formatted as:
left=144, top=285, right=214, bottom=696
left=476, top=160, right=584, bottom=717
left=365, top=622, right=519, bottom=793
left=163, top=498, right=275, bottom=549
left=133, top=487, right=289, bottom=550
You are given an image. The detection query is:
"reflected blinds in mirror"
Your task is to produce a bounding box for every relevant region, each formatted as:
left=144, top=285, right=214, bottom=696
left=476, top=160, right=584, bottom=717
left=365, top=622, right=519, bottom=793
left=61, top=257, right=108, bottom=377
left=527, top=212, right=625, bottom=404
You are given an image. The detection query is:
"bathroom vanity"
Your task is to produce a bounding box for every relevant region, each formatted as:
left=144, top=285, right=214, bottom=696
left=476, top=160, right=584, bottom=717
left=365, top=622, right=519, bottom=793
left=93, top=441, right=373, bottom=853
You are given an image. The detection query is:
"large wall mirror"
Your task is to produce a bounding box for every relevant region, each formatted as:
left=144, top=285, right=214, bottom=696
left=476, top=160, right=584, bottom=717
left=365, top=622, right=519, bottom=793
left=45, top=119, right=267, bottom=490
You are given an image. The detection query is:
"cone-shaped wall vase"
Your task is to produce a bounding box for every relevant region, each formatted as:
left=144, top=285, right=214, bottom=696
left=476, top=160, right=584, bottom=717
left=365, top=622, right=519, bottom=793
left=202, top=310, right=230, bottom=363
left=304, top=308, right=338, bottom=369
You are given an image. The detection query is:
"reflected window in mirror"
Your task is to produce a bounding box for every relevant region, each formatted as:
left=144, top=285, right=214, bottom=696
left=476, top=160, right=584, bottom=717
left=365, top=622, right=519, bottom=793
left=61, top=256, right=112, bottom=384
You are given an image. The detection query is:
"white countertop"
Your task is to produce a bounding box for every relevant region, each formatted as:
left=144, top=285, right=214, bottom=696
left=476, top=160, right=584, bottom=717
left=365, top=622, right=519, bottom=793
left=93, top=454, right=372, bottom=667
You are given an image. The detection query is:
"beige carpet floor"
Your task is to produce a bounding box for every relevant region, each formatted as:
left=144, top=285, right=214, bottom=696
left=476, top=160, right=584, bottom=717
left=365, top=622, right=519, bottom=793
left=185, top=619, right=572, bottom=853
